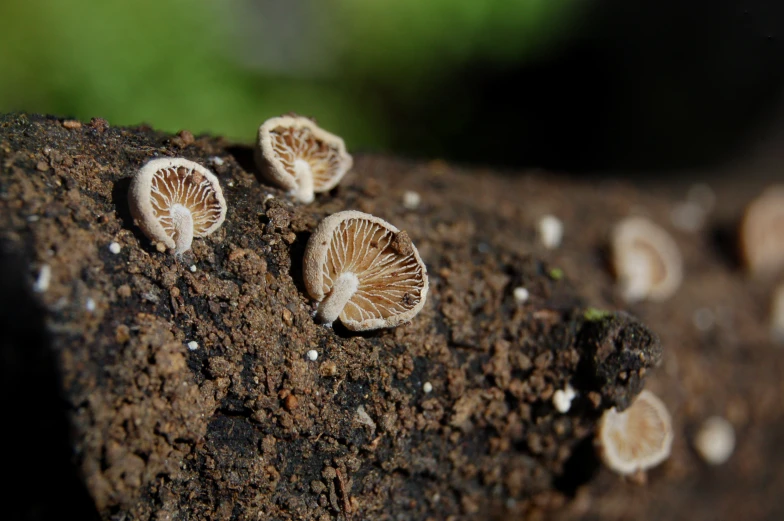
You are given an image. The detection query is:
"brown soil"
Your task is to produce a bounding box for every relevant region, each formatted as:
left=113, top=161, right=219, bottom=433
left=0, top=113, right=782, bottom=520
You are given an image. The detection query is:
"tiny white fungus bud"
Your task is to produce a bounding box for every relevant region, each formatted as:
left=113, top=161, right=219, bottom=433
left=187, top=341, right=199, bottom=351
left=538, top=215, right=563, bottom=249
left=189, top=265, right=197, bottom=273
left=33, top=264, right=51, bottom=293
left=513, top=287, right=529, bottom=304
left=306, top=349, right=318, bottom=361
left=402, top=190, right=421, bottom=210
left=552, top=385, right=576, bottom=413
left=108, top=242, right=122, bottom=255
left=423, top=382, right=433, bottom=393
left=210, top=156, right=225, bottom=166
left=693, top=416, right=735, bottom=465
left=85, top=298, right=96, bottom=312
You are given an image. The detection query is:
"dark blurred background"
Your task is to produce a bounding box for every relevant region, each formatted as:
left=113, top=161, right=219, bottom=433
left=2, top=0, right=784, bottom=172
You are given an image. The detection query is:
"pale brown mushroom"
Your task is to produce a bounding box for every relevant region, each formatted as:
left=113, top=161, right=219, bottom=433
left=128, top=157, right=226, bottom=255
left=610, top=216, right=683, bottom=303
left=303, top=210, right=428, bottom=331
left=596, top=390, right=674, bottom=475
left=255, top=115, right=352, bottom=203
left=739, top=185, right=784, bottom=277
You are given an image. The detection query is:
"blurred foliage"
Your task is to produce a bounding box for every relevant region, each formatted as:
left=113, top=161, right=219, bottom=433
left=0, top=0, right=577, bottom=149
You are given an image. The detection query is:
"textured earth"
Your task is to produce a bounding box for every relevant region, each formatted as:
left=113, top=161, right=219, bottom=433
left=0, top=113, right=782, bottom=521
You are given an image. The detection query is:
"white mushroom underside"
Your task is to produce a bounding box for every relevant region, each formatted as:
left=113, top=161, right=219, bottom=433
left=149, top=165, right=224, bottom=246
left=600, top=392, right=672, bottom=474
left=321, top=218, right=424, bottom=327
left=270, top=125, right=344, bottom=193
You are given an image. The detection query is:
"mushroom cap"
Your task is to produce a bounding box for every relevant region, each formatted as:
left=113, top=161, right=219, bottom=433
left=256, top=115, right=353, bottom=195
left=128, top=157, right=226, bottom=250
left=303, top=210, right=429, bottom=331
left=739, top=185, right=784, bottom=277
left=610, top=216, right=683, bottom=302
left=596, top=390, right=674, bottom=475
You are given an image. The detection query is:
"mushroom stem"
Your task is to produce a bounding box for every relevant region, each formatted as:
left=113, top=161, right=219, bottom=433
left=171, top=203, right=194, bottom=255
left=292, top=159, right=315, bottom=203
left=317, top=272, right=359, bottom=326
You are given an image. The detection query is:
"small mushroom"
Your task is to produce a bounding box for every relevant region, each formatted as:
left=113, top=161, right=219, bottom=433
left=303, top=210, right=428, bottom=331
left=596, top=390, right=674, bottom=476
left=128, top=157, right=226, bottom=255
left=255, top=115, right=352, bottom=203
left=610, top=216, right=683, bottom=302
left=739, top=185, right=784, bottom=277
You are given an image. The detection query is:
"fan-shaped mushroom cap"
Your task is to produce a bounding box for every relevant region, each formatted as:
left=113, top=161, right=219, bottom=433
left=128, top=157, right=226, bottom=255
left=739, top=185, right=784, bottom=277
left=596, top=390, right=674, bottom=475
left=610, top=216, right=683, bottom=303
left=303, top=210, right=428, bottom=331
left=256, top=115, right=352, bottom=204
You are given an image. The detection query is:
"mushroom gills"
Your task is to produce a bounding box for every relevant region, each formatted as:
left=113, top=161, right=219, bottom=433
left=170, top=203, right=194, bottom=255
left=292, top=159, right=315, bottom=204
left=316, top=272, right=360, bottom=326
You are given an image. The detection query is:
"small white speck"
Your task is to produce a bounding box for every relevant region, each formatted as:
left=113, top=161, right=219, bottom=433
left=227, top=180, right=235, bottom=187
left=513, top=287, right=529, bottom=304
left=693, top=307, right=715, bottom=332
left=306, top=349, right=318, bottom=361
left=33, top=265, right=51, bottom=293
left=27, top=215, right=39, bottom=222
left=402, top=190, right=421, bottom=210
left=694, top=416, right=735, bottom=465
left=108, top=242, right=121, bottom=255
left=265, top=194, right=274, bottom=200
left=538, top=215, right=563, bottom=249
left=423, top=381, right=433, bottom=393
left=85, top=298, right=96, bottom=312
left=187, top=341, right=199, bottom=351
left=210, top=156, right=225, bottom=166
left=189, top=265, right=197, bottom=272
left=552, top=385, right=576, bottom=413
left=670, top=201, right=705, bottom=232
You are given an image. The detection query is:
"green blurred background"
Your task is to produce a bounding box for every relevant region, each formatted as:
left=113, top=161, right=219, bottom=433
left=2, top=0, right=784, bottom=170
left=0, top=0, right=575, bottom=148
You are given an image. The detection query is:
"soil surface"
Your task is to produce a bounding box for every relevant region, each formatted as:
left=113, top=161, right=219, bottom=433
left=0, top=113, right=782, bottom=521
